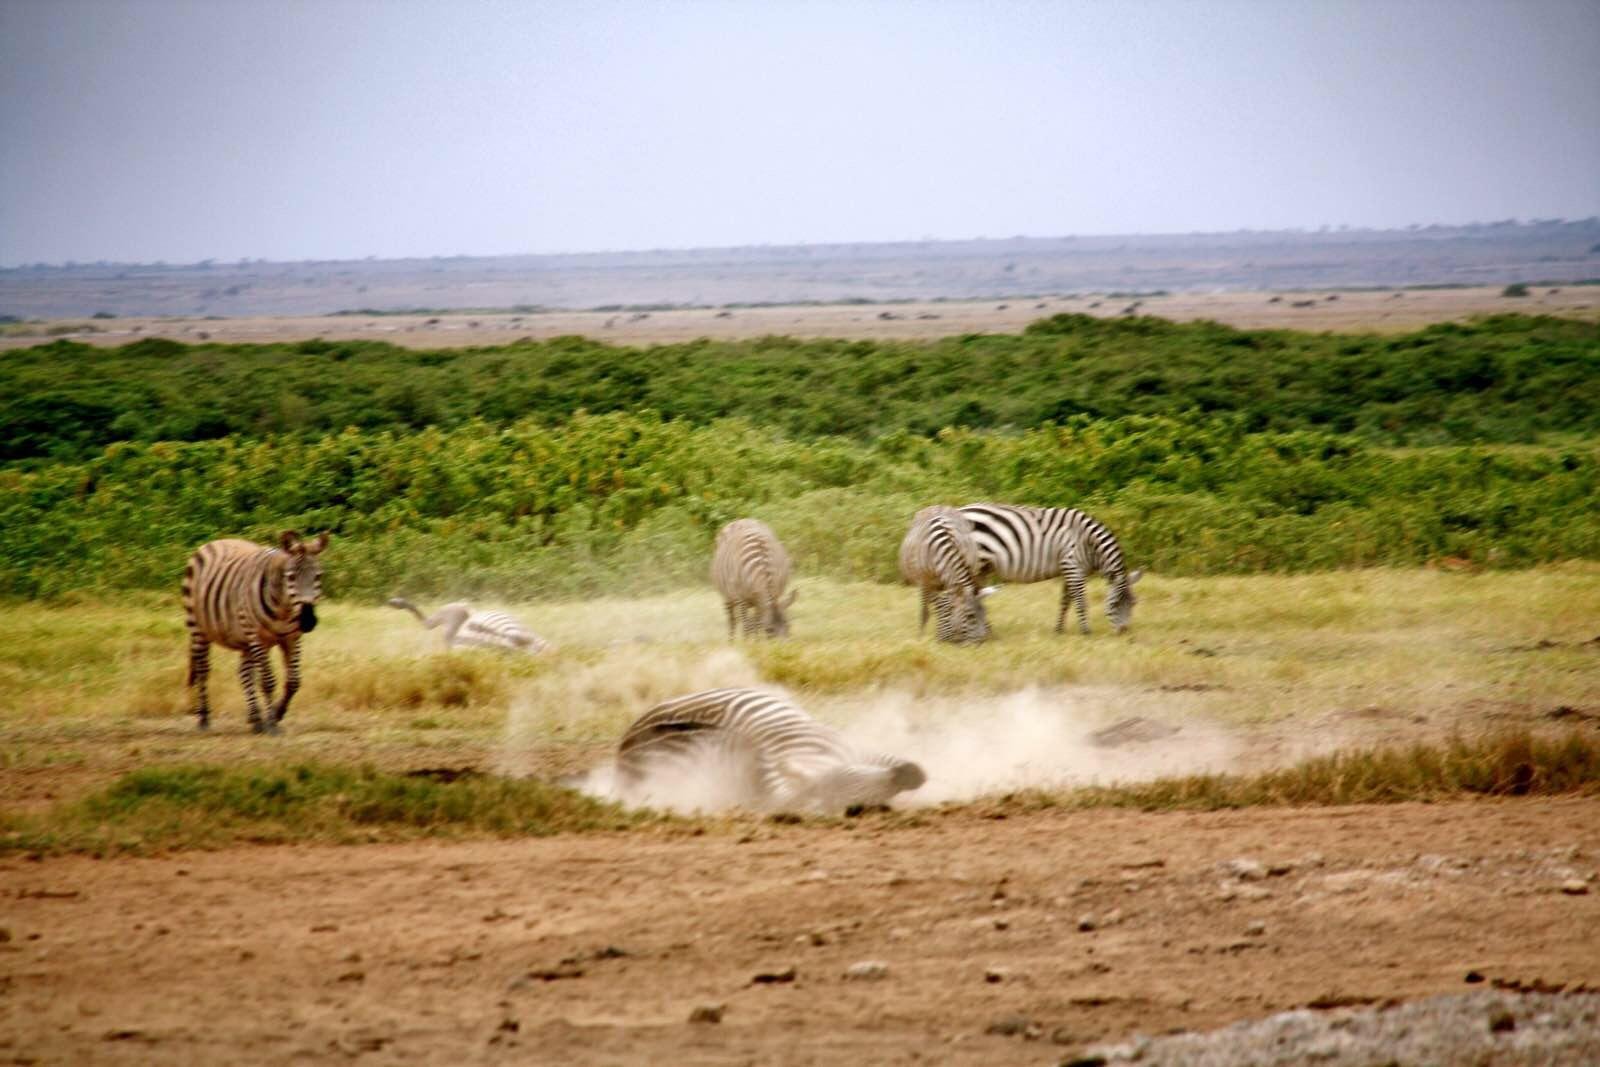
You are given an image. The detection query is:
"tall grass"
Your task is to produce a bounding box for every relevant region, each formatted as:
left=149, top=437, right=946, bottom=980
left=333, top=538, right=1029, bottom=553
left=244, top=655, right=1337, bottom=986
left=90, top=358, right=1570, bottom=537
left=983, top=728, right=1600, bottom=813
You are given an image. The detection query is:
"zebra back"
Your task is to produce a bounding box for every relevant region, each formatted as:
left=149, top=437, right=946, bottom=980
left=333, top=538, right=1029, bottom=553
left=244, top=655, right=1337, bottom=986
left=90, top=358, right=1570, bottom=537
left=184, top=538, right=298, bottom=651
left=961, top=503, right=1141, bottom=632
left=615, top=688, right=924, bottom=814
left=710, top=518, right=795, bottom=637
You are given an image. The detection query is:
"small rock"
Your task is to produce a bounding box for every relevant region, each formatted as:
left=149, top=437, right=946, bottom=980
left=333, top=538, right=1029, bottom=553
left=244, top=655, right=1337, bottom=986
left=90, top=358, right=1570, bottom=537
left=844, top=960, right=889, bottom=981
left=752, top=965, right=797, bottom=984
left=689, top=1003, right=725, bottom=1024
left=993, top=917, right=1010, bottom=931
left=1077, top=914, right=1097, bottom=932
left=1050, top=1026, right=1079, bottom=1046
left=1223, top=858, right=1267, bottom=881
left=984, top=1015, right=1036, bottom=1037
left=983, top=965, right=1015, bottom=983
left=1559, top=879, right=1589, bottom=895
left=1489, top=1009, right=1516, bottom=1033
left=1102, top=909, right=1123, bottom=926
left=888, top=927, right=912, bottom=940
left=1465, top=970, right=1486, bottom=983
left=1245, top=920, right=1266, bottom=937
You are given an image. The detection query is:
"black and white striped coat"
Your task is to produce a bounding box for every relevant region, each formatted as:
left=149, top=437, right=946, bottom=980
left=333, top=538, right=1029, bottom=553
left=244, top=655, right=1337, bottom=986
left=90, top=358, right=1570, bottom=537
left=615, top=688, right=925, bottom=815
left=898, top=505, right=993, bottom=644
left=960, top=503, right=1142, bottom=634
left=387, top=598, right=550, bottom=653
left=710, top=518, right=795, bottom=639
left=183, top=530, right=330, bottom=732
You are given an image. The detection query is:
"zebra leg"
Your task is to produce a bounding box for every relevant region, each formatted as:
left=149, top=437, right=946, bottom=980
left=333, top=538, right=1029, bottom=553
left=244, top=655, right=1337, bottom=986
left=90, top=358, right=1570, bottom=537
left=1057, top=555, right=1090, bottom=635
left=239, top=643, right=268, bottom=732
left=271, top=637, right=302, bottom=730
left=918, top=587, right=932, bottom=633
left=257, top=653, right=278, bottom=706
left=188, top=631, right=212, bottom=731
left=724, top=600, right=738, bottom=640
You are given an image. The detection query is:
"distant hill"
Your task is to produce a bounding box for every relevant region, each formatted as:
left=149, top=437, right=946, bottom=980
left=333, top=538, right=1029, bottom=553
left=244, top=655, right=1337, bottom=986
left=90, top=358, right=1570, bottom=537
left=2, top=219, right=1597, bottom=319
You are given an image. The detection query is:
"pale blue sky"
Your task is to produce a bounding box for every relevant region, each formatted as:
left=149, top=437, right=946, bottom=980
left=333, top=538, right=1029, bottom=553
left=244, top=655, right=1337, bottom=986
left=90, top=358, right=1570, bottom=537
left=2, top=0, right=1596, bottom=265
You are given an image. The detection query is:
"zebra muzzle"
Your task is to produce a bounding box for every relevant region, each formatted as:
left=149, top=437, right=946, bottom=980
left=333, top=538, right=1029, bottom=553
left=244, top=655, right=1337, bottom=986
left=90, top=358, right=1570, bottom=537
left=298, top=604, right=319, bottom=632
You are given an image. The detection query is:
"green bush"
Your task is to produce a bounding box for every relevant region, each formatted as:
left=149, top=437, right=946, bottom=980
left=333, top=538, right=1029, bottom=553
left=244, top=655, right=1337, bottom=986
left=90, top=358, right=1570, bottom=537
left=2, top=413, right=1595, bottom=598
left=4, top=313, right=1597, bottom=462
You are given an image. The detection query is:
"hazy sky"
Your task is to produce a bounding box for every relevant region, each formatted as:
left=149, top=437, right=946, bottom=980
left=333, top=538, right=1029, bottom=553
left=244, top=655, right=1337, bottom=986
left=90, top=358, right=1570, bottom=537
left=2, top=0, right=1596, bottom=265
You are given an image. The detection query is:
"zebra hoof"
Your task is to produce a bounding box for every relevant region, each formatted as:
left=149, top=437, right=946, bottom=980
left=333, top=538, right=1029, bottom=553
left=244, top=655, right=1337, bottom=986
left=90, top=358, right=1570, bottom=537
left=196, top=718, right=210, bottom=732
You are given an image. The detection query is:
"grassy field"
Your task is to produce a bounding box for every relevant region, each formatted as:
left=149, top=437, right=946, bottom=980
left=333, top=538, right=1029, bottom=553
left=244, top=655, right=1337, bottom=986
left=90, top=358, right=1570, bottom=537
left=4, top=566, right=1597, bottom=851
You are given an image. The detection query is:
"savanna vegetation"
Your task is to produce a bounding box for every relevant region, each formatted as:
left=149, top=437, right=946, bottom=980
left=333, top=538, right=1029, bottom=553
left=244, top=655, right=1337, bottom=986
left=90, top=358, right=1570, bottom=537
left=3, top=309, right=1598, bottom=850
left=3, top=313, right=1597, bottom=463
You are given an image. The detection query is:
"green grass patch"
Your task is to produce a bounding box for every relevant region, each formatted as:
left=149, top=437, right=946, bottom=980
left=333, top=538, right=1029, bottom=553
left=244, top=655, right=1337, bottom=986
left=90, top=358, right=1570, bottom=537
left=1, top=762, right=658, bottom=855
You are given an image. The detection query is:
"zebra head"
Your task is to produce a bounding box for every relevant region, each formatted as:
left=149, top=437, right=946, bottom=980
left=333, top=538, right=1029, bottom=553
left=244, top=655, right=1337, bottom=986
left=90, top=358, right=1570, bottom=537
left=1108, top=569, right=1142, bottom=634
left=762, top=588, right=798, bottom=638
left=279, top=530, right=330, bottom=632
left=936, top=585, right=994, bottom=644
left=789, top=756, right=927, bottom=813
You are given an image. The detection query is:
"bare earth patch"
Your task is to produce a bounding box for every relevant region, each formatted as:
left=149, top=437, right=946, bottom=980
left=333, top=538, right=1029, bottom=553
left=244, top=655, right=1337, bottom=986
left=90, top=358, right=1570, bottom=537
left=3, top=799, right=1597, bottom=1065
left=4, top=284, right=1598, bottom=351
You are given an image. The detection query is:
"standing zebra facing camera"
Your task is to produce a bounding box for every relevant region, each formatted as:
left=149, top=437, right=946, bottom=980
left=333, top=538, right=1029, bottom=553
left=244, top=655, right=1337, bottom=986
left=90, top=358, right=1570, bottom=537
left=183, top=530, right=330, bottom=733
left=960, top=503, right=1142, bottom=634
left=614, top=688, right=926, bottom=815
left=898, top=505, right=993, bottom=643
left=386, top=599, right=550, bottom=653
left=710, top=518, right=795, bottom=639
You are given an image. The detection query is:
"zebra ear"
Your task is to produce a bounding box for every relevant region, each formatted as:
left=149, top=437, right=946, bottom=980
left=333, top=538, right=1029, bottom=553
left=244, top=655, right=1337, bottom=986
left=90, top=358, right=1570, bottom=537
left=1127, top=570, right=1143, bottom=585
left=309, top=532, right=330, bottom=554
left=279, top=529, right=302, bottom=553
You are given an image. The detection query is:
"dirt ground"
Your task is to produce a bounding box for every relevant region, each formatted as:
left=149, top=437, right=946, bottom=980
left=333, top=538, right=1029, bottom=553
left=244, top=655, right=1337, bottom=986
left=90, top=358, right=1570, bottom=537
left=5, top=284, right=1597, bottom=352
left=3, top=798, right=1596, bottom=1065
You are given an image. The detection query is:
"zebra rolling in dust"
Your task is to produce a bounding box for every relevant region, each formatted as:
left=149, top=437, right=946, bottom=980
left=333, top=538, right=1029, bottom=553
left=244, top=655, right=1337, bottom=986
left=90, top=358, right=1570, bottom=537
left=710, top=518, right=795, bottom=638
left=386, top=599, right=550, bottom=652
left=183, top=530, right=330, bottom=733
left=614, top=688, right=926, bottom=815
left=960, top=503, right=1142, bottom=634
left=898, top=505, right=993, bottom=643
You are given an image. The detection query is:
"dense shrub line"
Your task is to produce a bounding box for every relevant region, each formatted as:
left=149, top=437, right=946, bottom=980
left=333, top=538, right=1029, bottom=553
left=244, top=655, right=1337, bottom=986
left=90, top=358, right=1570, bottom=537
left=3, top=313, right=1597, bottom=462
left=3, top=413, right=1595, bottom=598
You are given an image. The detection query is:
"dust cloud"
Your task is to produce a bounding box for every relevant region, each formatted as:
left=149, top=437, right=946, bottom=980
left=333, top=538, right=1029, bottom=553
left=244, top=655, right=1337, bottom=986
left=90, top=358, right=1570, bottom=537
left=828, top=686, right=1241, bottom=806
left=501, top=649, right=1247, bottom=813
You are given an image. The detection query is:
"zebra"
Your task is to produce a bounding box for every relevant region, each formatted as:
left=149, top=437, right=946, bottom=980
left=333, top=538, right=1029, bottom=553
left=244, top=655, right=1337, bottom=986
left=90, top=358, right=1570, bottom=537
left=959, top=503, right=1142, bottom=634
left=614, top=688, right=926, bottom=815
left=386, top=598, right=550, bottom=653
left=710, top=518, right=795, bottom=639
left=183, top=530, right=330, bottom=733
left=898, top=505, right=993, bottom=644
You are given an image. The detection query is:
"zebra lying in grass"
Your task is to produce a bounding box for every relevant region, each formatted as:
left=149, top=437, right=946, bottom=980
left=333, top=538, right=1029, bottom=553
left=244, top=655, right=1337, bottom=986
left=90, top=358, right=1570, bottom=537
left=614, top=688, right=926, bottom=815
left=710, top=517, right=795, bottom=639
left=183, top=530, right=330, bottom=733
left=898, top=505, right=994, bottom=643
left=386, top=598, right=550, bottom=653
left=960, top=503, right=1142, bottom=634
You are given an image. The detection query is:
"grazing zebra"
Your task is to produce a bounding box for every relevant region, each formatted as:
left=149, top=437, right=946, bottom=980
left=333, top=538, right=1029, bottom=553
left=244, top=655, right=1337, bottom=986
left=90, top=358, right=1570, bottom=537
left=183, top=530, right=330, bottom=733
left=710, top=518, right=795, bottom=639
left=898, top=505, right=993, bottom=643
left=614, top=688, right=926, bottom=814
left=960, top=503, right=1142, bottom=634
left=386, top=598, right=550, bottom=653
